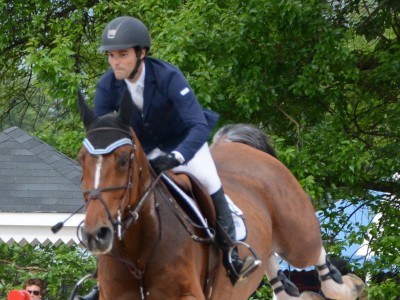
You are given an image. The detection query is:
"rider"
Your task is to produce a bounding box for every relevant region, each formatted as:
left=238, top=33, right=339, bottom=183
left=78, top=16, right=260, bottom=299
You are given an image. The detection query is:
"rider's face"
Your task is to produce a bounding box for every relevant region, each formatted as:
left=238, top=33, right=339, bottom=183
left=107, top=48, right=144, bottom=82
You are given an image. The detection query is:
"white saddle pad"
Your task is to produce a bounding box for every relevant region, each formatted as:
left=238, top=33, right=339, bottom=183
left=226, top=195, right=247, bottom=241
left=161, top=174, right=247, bottom=241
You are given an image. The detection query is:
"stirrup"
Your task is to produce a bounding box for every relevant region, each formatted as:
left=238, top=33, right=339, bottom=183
left=70, top=274, right=97, bottom=300
left=239, top=256, right=262, bottom=280
left=228, top=241, right=262, bottom=281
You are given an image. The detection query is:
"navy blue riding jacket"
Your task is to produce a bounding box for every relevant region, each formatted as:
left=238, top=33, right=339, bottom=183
left=94, top=57, right=219, bottom=163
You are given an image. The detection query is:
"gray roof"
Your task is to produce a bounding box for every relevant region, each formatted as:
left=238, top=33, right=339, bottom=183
left=0, top=127, right=83, bottom=213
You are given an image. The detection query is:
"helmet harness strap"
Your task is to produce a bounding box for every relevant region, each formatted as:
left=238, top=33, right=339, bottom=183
left=129, top=47, right=144, bottom=80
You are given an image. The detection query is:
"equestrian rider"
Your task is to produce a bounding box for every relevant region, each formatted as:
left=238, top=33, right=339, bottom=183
left=78, top=16, right=260, bottom=300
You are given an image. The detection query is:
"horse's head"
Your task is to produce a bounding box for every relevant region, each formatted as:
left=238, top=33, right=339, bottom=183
left=78, top=91, right=148, bottom=255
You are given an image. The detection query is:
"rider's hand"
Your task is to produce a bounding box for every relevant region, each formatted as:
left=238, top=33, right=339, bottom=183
left=150, top=153, right=181, bottom=174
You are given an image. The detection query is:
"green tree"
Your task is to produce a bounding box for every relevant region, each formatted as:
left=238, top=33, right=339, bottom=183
left=0, top=243, right=96, bottom=299
left=0, top=0, right=399, bottom=298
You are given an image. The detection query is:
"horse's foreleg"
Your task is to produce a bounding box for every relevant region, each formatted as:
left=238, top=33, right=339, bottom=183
left=265, top=255, right=323, bottom=300
left=316, top=248, right=365, bottom=300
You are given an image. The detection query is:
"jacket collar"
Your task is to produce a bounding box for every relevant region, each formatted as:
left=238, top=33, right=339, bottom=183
left=142, top=58, right=157, bottom=118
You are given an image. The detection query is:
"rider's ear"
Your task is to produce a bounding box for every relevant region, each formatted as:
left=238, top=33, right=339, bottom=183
left=77, top=90, right=97, bottom=130
left=118, top=89, right=133, bottom=125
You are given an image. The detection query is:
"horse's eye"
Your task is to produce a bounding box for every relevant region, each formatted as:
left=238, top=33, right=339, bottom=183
left=119, top=153, right=130, bottom=169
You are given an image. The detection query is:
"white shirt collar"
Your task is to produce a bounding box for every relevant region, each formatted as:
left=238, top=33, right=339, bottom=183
left=126, top=62, right=145, bottom=87
left=138, top=62, right=145, bottom=87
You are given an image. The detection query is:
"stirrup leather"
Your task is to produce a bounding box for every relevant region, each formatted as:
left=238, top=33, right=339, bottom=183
left=316, top=259, right=344, bottom=284
left=227, top=241, right=262, bottom=282
left=269, top=270, right=300, bottom=297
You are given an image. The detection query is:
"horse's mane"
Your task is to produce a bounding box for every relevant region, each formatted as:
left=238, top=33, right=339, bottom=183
left=212, top=124, right=277, bottom=158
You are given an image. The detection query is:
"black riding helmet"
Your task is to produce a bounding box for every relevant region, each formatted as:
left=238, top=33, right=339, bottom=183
left=99, top=16, right=151, bottom=52
left=99, top=16, right=151, bottom=79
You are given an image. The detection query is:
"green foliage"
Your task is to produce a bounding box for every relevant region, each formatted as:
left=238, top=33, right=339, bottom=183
left=0, top=243, right=96, bottom=300
left=368, top=279, right=400, bottom=300
left=248, top=276, right=273, bottom=299
left=35, top=117, right=85, bottom=160
left=0, top=0, right=399, bottom=298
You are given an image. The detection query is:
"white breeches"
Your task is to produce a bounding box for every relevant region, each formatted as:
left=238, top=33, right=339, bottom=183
left=147, top=143, right=222, bottom=195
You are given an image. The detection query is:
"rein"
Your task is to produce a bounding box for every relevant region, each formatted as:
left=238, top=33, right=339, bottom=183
left=123, top=173, right=162, bottom=230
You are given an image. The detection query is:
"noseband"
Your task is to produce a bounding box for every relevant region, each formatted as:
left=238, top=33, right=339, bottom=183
left=83, top=173, right=133, bottom=241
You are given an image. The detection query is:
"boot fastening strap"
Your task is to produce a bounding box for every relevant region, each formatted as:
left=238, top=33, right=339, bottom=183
left=316, top=259, right=344, bottom=284
left=269, top=270, right=300, bottom=297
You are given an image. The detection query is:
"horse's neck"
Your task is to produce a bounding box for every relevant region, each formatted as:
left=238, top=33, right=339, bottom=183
left=115, top=176, right=193, bottom=272
left=121, top=196, right=159, bottom=259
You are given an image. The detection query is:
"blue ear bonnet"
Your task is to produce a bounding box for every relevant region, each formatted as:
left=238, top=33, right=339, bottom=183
left=84, top=114, right=133, bottom=155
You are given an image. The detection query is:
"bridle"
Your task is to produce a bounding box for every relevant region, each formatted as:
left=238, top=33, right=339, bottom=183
left=81, top=127, right=158, bottom=241
left=80, top=127, right=214, bottom=300
left=80, top=127, right=167, bottom=300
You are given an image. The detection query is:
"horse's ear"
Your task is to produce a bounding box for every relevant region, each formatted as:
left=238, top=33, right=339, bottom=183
left=118, top=89, right=133, bottom=126
left=77, top=90, right=97, bottom=130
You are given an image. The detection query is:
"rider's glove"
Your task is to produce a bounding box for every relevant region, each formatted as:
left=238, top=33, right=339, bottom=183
left=150, top=153, right=181, bottom=174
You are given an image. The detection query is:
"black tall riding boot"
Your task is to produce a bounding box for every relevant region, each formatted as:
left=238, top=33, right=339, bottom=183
left=211, top=187, right=260, bottom=284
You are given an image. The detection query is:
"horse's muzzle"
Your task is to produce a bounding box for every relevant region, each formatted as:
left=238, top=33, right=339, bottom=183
left=81, top=224, right=114, bottom=254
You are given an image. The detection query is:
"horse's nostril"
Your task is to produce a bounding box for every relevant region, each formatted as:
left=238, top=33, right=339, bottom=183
left=96, top=227, right=111, bottom=241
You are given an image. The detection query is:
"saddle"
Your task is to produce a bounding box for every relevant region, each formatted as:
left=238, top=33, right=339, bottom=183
left=162, top=171, right=260, bottom=292
left=163, top=171, right=219, bottom=299
left=163, top=170, right=216, bottom=229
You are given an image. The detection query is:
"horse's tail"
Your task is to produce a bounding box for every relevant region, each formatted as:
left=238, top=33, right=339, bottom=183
left=212, top=124, right=277, bottom=158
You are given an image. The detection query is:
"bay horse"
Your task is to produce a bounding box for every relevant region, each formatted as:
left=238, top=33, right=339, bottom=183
left=77, top=91, right=365, bottom=300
